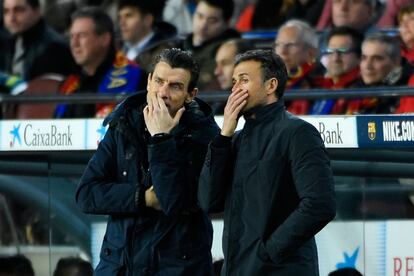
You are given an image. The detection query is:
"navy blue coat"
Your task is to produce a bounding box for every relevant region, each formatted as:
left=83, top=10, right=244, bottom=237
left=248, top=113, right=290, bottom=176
left=76, top=92, right=219, bottom=275
left=199, top=101, right=336, bottom=276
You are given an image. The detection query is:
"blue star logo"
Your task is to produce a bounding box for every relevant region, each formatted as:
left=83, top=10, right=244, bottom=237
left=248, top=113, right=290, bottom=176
left=336, top=247, right=359, bottom=269
left=97, top=125, right=107, bottom=141
left=10, top=123, right=22, bottom=146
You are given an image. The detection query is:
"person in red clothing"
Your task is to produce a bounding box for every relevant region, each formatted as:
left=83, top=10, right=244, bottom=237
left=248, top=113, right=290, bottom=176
left=274, top=19, right=324, bottom=114
left=310, top=26, right=364, bottom=114
left=396, top=4, right=414, bottom=113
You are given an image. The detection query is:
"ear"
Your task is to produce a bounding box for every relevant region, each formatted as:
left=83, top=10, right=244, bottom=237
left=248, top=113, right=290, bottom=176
left=185, top=88, right=198, bottom=103
left=266, top=78, right=278, bottom=96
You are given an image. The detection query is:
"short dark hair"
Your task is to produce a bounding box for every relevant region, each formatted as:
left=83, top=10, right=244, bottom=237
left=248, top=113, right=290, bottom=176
left=398, top=3, right=414, bottom=23
left=117, top=0, right=166, bottom=20
left=0, top=255, right=34, bottom=276
left=234, top=49, right=288, bottom=99
left=25, top=0, right=40, bottom=9
left=201, top=0, right=234, bottom=22
left=71, top=7, right=115, bottom=45
left=53, top=257, right=93, bottom=276
left=327, top=26, right=364, bottom=57
left=151, top=48, right=200, bottom=93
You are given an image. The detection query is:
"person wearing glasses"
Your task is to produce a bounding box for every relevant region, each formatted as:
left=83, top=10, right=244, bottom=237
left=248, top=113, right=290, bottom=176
left=274, top=19, right=324, bottom=114
left=310, top=26, right=363, bottom=114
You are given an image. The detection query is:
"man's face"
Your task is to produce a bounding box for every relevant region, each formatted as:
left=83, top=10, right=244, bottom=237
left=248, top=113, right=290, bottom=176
left=399, top=12, right=414, bottom=49
left=3, top=0, right=41, bottom=35
left=118, top=6, right=151, bottom=44
left=69, top=18, right=109, bottom=69
left=274, top=26, right=309, bottom=71
left=326, top=35, right=360, bottom=78
left=192, top=1, right=227, bottom=46
left=332, top=0, right=373, bottom=29
left=147, top=61, right=195, bottom=117
left=215, top=42, right=237, bottom=90
left=360, top=41, right=396, bottom=85
left=232, top=60, right=271, bottom=113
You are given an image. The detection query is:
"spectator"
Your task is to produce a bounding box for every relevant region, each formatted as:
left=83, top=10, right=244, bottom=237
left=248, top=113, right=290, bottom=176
left=212, top=39, right=253, bottom=114
left=236, top=0, right=325, bottom=31
left=351, top=33, right=412, bottom=114
left=1, top=0, right=76, bottom=81
left=117, top=0, right=178, bottom=74
left=377, top=0, right=413, bottom=28
left=396, top=4, right=414, bottom=113
left=317, top=0, right=379, bottom=32
left=310, top=26, right=364, bottom=114
left=180, top=0, right=240, bottom=91
left=55, top=7, right=145, bottom=119
left=53, top=257, right=93, bottom=276
left=76, top=48, right=219, bottom=275
left=215, top=39, right=254, bottom=91
left=198, top=49, right=336, bottom=275
left=274, top=19, right=323, bottom=114
left=0, top=254, right=34, bottom=276
left=399, top=4, right=414, bottom=65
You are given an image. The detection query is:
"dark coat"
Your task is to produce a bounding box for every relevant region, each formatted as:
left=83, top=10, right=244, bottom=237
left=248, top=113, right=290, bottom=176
left=199, top=101, right=336, bottom=276
left=1, top=19, right=76, bottom=80
left=76, top=92, right=219, bottom=275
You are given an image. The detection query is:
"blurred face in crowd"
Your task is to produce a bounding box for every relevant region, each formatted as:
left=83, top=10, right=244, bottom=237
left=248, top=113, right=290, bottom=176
left=118, top=6, right=153, bottom=45
left=192, top=1, right=227, bottom=46
left=147, top=61, right=196, bottom=117
left=326, top=35, right=360, bottom=80
left=3, top=0, right=41, bottom=35
left=274, top=26, right=313, bottom=71
left=360, top=41, right=397, bottom=85
left=69, top=17, right=111, bottom=75
left=215, top=42, right=237, bottom=90
left=399, top=12, right=414, bottom=49
left=332, top=0, right=373, bottom=30
left=232, top=60, right=277, bottom=113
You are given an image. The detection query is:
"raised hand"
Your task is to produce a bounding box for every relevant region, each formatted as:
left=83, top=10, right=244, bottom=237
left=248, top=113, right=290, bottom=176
left=221, top=87, right=248, bottom=137
left=144, top=91, right=184, bottom=136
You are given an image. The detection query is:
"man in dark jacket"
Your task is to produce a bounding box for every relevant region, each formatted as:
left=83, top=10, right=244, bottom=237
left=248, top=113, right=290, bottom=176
left=1, top=0, right=75, bottom=80
left=198, top=49, right=336, bottom=275
left=76, top=48, right=219, bottom=275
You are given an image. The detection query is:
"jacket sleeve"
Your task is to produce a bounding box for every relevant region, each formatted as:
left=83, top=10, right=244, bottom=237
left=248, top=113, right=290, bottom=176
left=148, top=133, right=214, bottom=217
left=197, top=134, right=233, bottom=213
left=75, top=127, right=144, bottom=215
left=264, top=123, right=336, bottom=263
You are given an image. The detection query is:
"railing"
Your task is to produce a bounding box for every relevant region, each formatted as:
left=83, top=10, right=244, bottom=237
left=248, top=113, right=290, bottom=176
left=1, top=86, right=414, bottom=105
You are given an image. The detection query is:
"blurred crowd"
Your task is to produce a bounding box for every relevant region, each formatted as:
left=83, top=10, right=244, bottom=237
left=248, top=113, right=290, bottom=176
left=1, top=0, right=414, bottom=119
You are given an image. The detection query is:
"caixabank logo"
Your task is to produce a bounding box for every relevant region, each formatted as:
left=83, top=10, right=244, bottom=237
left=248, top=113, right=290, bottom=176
left=9, top=123, right=73, bottom=148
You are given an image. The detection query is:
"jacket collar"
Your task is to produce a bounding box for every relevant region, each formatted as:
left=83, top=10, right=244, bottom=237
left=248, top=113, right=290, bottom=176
left=243, top=100, right=285, bottom=124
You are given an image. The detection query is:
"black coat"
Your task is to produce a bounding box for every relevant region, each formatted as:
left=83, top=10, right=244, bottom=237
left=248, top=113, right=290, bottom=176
left=76, top=92, right=219, bottom=275
left=199, top=101, right=336, bottom=276
left=1, top=19, right=76, bottom=80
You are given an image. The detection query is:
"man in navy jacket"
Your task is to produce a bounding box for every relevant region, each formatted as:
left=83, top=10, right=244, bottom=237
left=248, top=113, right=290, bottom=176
left=199, top=50, right=336, bottom=275
left=76, top=48, right=219, bottom=275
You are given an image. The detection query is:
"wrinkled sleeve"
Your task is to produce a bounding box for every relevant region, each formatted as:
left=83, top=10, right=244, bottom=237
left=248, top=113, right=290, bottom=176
left=198, top=134, right=233, bottom=213
left=75, top=127, right=144, bottom=215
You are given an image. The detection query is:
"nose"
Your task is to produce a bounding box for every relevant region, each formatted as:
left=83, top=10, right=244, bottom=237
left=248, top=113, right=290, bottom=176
left=157, top=83, right=169, bottom=98
left=214, top=65, right=222, bottom=77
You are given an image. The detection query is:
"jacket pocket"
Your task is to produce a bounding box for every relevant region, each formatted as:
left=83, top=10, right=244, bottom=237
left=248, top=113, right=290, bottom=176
left=95, top=238, right=125, bottom=274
